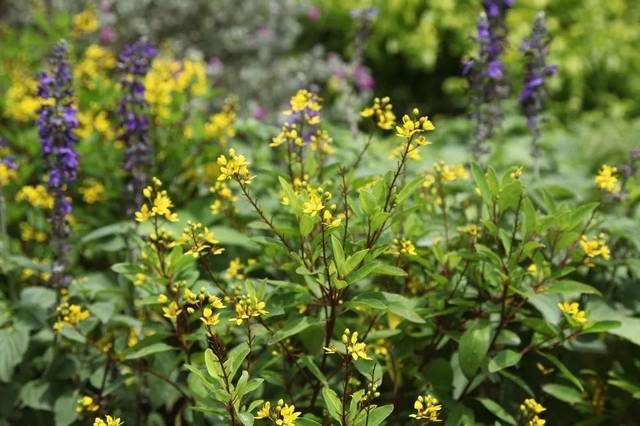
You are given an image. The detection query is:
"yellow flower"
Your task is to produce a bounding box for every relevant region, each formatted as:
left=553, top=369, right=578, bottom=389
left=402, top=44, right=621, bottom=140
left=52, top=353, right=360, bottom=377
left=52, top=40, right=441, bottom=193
left=163, top=301, right=182, bottom=319
left=409, top=394, right=442, bottom=422
left=527, top=263, right=538, bottom=277
left=76, top=395, right=99, bottom=413
left=594, top=164, right=619, bottom=193
left=16, top=184, right=54, bottom=209
left=205, top=97, right=237, bottom=145
left=157, top=294, right=169, bottom=304
left=361, top=96, right=396, bottom=130
left=511, top=166, right=524, bottom=179
left=134, top=273, right=146, bottom=285
left=341, top=328, right=371, bottom=361
left=135, top=178, right=178, bottom=223
left=227, top=257, right=246, bottom=280
left=93, top=415, right=124, bottom=426
left=177, top=221, right=224, bottom=258
left=520, top=398, right=546, bottom=415
left=579, top=235, right=610, bottom=266
left=255, top=401, right=271, bottom=419
left=4, top=77, right=44, bottom=122
left=284, top=89, right=322, bottom=125
left=230, top=295, right=268, bottom=325
left=128, top=328, right=139, bottom=347
left=79, top=179, right=105, bottom=204
left=53, top=303, right=91, bottom=332
left=458, top=224, right=481, bottom=237
left=200, top=307, right=220, bottom=326
left=395, top=109, right=435, bottom=139
left=434, top=162, right=469, bottom=182
left=217, top=149, right=253, bottom=184
left=388, top=238, right=417, bottom=256
left=0, top=161, right=17, bottom=186
left=73, top=9, right=99, bottom=36
left=558, top=301, right=588, bottom=324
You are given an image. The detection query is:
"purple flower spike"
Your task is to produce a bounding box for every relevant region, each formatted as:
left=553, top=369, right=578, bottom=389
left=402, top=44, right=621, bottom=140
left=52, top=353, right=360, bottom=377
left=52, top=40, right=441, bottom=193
left=117, top=38, right=156, bottom=217
left=519, top=12, right=555, bottom=161
left=37, top=40, right=79, bottom=288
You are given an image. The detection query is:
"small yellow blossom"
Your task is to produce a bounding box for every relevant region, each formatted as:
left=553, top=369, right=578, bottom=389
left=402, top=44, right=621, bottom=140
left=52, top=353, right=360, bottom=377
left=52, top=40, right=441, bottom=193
left=255, top=401, right=271, bottom=419
left=458, top=224, right=481, bottom=237
left=73, top=9, right=99, bottom=36
left=128, top=328, right=139, bottom=347
left=135, top=178, right=178, bottom=223
left=157, top=294, right=169, bottom=304
left=230, top=295, right=268, bottom=325
left=341, top=328, right=371, bottom=361
left=284, top=89, right=322, bottom=125
left=409, top=394, right=442, bottom=422
left=16, top=184, right=54, bottom=209
left=434, top=162, right=469, bottom=182
left=395, top=109, right=435, bottom=139
left=217, top=149, right=253, bottom=184
left=520, top=398, right=546, bottom=426
left=79, top=179, right=105, bottom=204
left=361, top=96, right=396, bottom=130
left=200, top=307, right=221, bottom=326
left=76, top=395, right=99, bottom=413
left=511, top=166, right=523, bottom=179
left=134, top=273, right=146, bottom=285
left=205, top=98, right=237, bottom=145
left=527, top=263, right=538, bottom=277
left=162, top=301, right=182, bottom=319
left=579, top=235, right=610, bottom=266
left=594, top=164, right=619, bottom=194
left=558, top=301, right=588, bottom=324
left=93, top=415, right=124, bottom=426
left=389, top=238, right=417, bottom=256
left=177, top=221, right=224, bottom=258
left=53, top=303, right=91, bottom=332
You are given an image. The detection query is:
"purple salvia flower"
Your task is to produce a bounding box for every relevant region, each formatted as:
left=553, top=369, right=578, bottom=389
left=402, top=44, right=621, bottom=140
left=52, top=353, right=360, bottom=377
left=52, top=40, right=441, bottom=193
left=519, top=12, right=555, bottom=162
left=37, top=40, right=79, bottom=288
left=464, top=3, right=513, bottom=162
left=117, top=38, right=157, bottom=217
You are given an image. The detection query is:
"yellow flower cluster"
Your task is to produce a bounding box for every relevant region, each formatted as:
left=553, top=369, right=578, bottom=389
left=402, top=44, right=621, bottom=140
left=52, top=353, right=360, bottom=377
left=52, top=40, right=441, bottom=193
left=458, top=224, right=481, bottom=237
left=21, top=258, right=50, bottom=282
left=177, top=221, right=224, bottom=258
left=77, top=110, right=116, bottom=142
left=520, top=398, right=546, bottom=426
left=205, top=97, right=238, bottom=145
left=558, top=301, right=588, bottom=324
left=135, top=177, right=178, bottom=223
left=144, top=58, right=208, bottom=121
left=433, top=162, right=469, bottom=183
left=79, top=179, right=106, bottom=204
left=325, top=328, right=371, bottom=361
left=255, top=399, right=302, bottom=425
left=594, top=164, right=620, bottom=194
left=361, top=96, right=396, bottom=130
left=209, top=181, right=238, bottom=215
left=19, top=222, right=47, bottom=243
left=579, top=235, right=610, bottom=266
left=284, top=89, right=322, bottom=125
left=217, top=149, right=253, bottom=184
left=53, top=302, right=91, bottom=332
left=93, top=415, right=124, bottom=426
left=389, top=238, right=417, bottom=256
left=76, top=395, right=99, bottom=413
left=72, top=9, right=99, bottom=36
left=162, top=301, right=181, bottom=319
left=75, top=44, right=116, bottom=89
left=0, top=145, right=17, bottom=185
left=230, top=295, right=268, bottom=325
left=16, top=185, right=54, bottom=209
left=4, top=77, right=46, bottom=122
left=271, top=123, right=303, bottom=148
left=300, top=186, right=341, bottom=228
left=395, top=108, right=435, bottom=139
left=409, top=394, right=443, bottom=422
left=227, top=257, right=256, bottom=280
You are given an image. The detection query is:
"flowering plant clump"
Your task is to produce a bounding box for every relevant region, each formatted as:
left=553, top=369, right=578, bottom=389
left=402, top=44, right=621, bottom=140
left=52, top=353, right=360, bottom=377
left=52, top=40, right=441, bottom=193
left=0, top=4, right=639, bottom=426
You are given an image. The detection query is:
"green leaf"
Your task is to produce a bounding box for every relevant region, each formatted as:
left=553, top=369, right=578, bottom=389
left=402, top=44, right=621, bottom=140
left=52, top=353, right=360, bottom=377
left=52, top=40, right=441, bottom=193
left=331, top=235, right=346, bottom=275
left=296, top=418, right=322, bottom=426
left=395, top=175, right=423, bottom=205
left=268, top=317, right=317, bottom=344
left=538, top=352, right=584, bottom=392
left=204, top=348, right=223, bottom=380
left=343, top=249, right=368, bottom=276
left=545, top=280, right=601, bottom=296
left=125, top=342, right=174, bottom=360
left=476, top=398, right=516, bottom=425
left=383, top=292, right=425, bottom=324
left=459, top=320, right=493, bottom=379
left=471, top=163, right=492, bottom=205
left=582, top=320, right=621, bottom=334
left=542, top=383, right=584, bottom=404
left=374, top=263, right=407, bottom=277
left=54, top=393, right=78, bottom=426
left=322, top=387, right=343, bottom=422
left=89, top=301, right=116, bottom=323
left=488, top=350, right=521, bottom=373
left=20, top=379, right=53, bottom=410
left=361, top=404, right=394, bottom=426
left=224, top=342, right=250, bottom=381
left=0, top=323, right=29, bottom=382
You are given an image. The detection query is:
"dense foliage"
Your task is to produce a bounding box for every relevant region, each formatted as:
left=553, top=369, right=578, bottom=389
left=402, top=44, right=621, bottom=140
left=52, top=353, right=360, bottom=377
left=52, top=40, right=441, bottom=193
left=1, top=2, right=640, bottom=426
